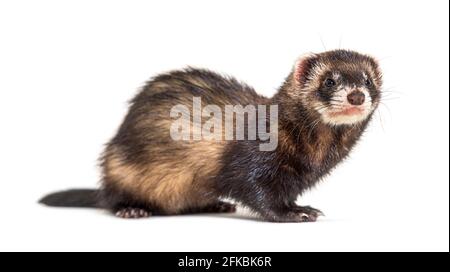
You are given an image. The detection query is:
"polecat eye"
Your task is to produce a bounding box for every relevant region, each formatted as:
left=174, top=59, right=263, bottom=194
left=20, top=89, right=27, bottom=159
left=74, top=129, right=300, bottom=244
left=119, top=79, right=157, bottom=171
left=365, top=79, right=372, bottom=87
left=324, top=78, right=336, bottom=88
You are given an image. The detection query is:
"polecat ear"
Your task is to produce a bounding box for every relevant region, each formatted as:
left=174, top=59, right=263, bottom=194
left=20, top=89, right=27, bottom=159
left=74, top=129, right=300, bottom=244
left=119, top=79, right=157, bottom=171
left=294, top=53, right=318, bottom=85
left=367, top=56, right=383, bottom=87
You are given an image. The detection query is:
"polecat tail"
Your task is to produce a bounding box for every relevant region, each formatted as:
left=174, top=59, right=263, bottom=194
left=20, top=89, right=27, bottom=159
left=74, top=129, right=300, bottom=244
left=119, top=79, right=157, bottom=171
left=39, top=189, right=100, bottom=208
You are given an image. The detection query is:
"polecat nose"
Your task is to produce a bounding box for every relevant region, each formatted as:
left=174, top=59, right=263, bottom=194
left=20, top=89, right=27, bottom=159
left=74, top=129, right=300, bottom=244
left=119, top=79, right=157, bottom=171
left=347, top=91, right=365, bottom=106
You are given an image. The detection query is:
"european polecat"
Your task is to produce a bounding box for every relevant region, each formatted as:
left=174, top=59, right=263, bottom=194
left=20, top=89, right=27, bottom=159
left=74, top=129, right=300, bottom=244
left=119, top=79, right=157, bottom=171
left=40, top=50, right=382, bottom=222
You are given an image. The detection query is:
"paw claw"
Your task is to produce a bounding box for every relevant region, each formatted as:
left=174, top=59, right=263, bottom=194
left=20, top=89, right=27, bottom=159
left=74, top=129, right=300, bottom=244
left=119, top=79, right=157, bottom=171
left=114, top=208, right=151, bottom=219
left=290, top=206, right=324, bottom=222
left=300, top=213, right=310, bottom=221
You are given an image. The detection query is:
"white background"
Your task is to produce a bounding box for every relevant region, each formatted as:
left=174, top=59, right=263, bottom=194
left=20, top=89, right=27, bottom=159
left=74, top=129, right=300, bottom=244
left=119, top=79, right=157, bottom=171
left=0, top=0, right=448, bottom=252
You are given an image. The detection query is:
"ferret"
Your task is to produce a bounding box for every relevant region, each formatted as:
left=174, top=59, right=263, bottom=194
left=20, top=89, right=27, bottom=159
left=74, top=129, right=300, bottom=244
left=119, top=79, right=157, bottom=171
left=40, top=49, right=382, bottom=222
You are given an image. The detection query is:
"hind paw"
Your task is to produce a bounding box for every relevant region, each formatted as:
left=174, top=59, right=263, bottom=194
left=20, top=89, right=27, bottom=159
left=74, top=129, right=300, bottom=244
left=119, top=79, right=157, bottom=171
left=207, top=201, right=237, bottom=213
left=114, top=208, right=151, bottom=219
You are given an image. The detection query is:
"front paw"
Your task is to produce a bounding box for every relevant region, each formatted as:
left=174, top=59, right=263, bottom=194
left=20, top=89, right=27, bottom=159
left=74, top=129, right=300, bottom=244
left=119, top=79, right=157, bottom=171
left=288, top=206, right=324, bottom=222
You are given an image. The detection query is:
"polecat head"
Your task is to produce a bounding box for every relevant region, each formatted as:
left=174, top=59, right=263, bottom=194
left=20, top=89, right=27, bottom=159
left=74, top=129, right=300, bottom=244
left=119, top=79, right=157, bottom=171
left=289, top=50, right=382, bottom=126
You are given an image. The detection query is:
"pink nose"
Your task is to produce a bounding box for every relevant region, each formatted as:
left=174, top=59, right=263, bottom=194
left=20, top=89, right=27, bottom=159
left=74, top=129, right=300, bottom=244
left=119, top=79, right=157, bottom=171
left=347, top=91, right=365, bottom=106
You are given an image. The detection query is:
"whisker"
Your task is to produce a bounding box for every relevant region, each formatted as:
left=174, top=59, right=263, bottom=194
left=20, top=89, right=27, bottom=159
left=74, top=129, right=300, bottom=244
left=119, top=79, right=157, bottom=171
left=380, top=97, right=400, bottom=101
left=376, top=108, right=385, bottom=132
left=307, top=119, right=321, bottom=140
left=381, top=94, right=401, bottom=99
left=319, top=35, right=327, bottom=51
left=376, top=56, right=393, bottom=62
left=380, top=88, right=403, bottom=96
left=381, top=89, right=402, bottom=94
left=378, top=101, right=393, bottom=121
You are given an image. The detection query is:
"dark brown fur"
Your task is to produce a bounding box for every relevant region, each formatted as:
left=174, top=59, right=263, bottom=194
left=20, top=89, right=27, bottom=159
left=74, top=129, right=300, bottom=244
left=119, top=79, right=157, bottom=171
left=40, top=50, right=382, bottom=222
